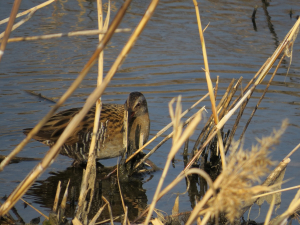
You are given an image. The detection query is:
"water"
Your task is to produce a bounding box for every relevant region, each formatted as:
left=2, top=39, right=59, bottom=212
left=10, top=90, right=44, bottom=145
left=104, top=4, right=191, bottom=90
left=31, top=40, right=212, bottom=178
left=1, top=0, right=300, bottom=223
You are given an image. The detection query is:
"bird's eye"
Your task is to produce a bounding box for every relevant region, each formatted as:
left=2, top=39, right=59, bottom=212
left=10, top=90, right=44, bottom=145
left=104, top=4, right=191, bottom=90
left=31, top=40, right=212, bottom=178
left=136, top=103, right=141, bottom=107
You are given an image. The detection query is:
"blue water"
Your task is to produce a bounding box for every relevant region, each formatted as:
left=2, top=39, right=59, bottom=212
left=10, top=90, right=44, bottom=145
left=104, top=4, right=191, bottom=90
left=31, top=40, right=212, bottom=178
left=1, top=0, right=300, bottom=223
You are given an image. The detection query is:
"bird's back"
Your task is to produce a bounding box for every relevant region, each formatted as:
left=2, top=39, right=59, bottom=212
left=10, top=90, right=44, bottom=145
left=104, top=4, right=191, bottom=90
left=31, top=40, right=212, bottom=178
left=24, top=104, right=125, bottom=161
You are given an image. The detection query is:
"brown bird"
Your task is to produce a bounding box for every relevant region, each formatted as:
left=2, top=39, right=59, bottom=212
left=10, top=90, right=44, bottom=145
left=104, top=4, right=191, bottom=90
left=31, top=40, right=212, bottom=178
left=23, top=92, right=150, bottom=165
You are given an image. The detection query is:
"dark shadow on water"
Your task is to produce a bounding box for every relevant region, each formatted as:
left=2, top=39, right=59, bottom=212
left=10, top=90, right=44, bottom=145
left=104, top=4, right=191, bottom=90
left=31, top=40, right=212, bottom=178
left=25, top=166, right=148, bottom=222
left=261, top=0, right=280, bottom=47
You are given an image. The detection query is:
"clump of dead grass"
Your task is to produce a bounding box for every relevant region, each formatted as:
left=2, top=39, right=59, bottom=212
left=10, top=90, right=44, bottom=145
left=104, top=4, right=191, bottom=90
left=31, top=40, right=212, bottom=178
left=205, top=119, right=288, bottom=223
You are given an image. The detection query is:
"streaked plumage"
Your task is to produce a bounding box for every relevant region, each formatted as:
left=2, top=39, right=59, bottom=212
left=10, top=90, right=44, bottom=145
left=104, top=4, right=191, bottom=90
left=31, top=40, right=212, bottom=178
left=24, top=92, right=150, bottom=164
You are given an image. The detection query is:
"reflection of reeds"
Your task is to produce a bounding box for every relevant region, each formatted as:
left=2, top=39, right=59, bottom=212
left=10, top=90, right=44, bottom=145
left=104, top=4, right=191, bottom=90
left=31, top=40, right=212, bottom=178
left=1, top=0, right=300, bottom=224
left=193, top=0, right=226, bottom=169
left=193, top=121, right=287, bottom=224
left=0, top=0, right=130, bottom=214
left=138, top=2, right=300, bottom=225
left=75, top=0, right=110, bottom=222
left=0, top=0, right=160, bottom=219
left=144, top=96, right=203, bottom=225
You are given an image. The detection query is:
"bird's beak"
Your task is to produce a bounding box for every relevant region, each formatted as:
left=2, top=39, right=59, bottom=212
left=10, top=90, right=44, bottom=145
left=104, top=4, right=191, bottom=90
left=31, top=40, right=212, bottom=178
left=128, top=109, right=135, bottom=120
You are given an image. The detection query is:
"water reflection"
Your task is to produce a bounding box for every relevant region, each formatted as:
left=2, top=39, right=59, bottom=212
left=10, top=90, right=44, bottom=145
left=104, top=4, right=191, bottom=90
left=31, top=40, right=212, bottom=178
left=1, top=0, right=300, bottom=223
left=26, top=166, right=148, bottom=221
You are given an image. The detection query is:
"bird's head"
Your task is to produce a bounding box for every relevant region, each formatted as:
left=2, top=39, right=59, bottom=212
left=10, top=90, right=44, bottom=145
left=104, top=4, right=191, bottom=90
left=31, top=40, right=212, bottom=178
left=125, top=92, right=148, bottom=120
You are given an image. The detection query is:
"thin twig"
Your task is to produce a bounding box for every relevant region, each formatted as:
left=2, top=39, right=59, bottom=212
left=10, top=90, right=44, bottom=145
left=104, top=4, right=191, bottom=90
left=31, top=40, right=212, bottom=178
left=25, top=90, right=56, bottom=103
left=134, top=107, right=206, bottom=170
left=0, top=10, right=37, bottom=39
left=192, top=79, right=235, bottom=154
left=95, top=216, right=120, bottom=224
left=6, top=28, right=131, bottom=43
left=264, top=195, right=275, bottom=225
left=117, top=161, right=130, bottom=225
left=0, top=0, right=56, bottom=25
left=61, top=179, right=70, bottom=211
left=193, top=0, right=226, bottom=169
left=134, top=168, right=212, bottom=223
left=284, top=143, right=300, bottom=161
left=77, top=0, right=109, bottom=221
left=53, top=181, right=61, bottom=212
left=89, top=203, right=108, bottom=225
left=239, top=54, right=285, bottom=140
left=102, top=196, right=114, bottom=225
left=214, top=75, right=219, bottom=101
left=126, top=92, right=210, bottom=163
left=0, top=155, right=41, bottom=163
left=105, top=92, right=209, bottom=178
left=228, top=58, right=270, bottom=112
left=0, top=0, right=131, bottom=173
left=144, top=97, right=202, bottom=225
left=20, top=198, right=49, bottom=220
left=0, top=0, right=22, bottom=62
left=0, top=0, right=133, bottom=216
left=253, top=185, right=300, bottom=199
left=123, top=207, right=128, bottom=225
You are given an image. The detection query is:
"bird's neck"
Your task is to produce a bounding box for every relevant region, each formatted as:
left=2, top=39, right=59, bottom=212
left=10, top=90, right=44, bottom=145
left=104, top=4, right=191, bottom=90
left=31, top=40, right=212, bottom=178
left=128, top=112, right=150, bottom=153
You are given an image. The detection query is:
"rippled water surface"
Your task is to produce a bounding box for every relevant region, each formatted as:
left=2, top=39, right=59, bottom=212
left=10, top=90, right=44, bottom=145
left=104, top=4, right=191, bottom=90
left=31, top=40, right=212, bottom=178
left=1, top=0, right=300, bottom=223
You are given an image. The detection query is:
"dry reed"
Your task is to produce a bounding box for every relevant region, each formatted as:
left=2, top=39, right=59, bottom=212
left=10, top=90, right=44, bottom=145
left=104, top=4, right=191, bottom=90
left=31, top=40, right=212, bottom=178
left=284, top=143, right=300, bottom=161
left=6, top=28, right=131, bottom=43
left=0, top=0, right=133, bottom=216
left=19, top=198, right=49, bottom=220
left=254, top=185, right=300, bottom=199
left=0, top=0, right=131, bottom=173
left=102, top=196, right=114, bottom=225
left=126, top=91, right=210, bottom=163
left=53, top=181, right=61, bottom=212
left=239, top=54, right=285, bottom=141
left=1, top=0, right=300, bottom=224
left=0, top=0, right=55, bottom=25
left=144, top=96, right=202, bottom=224
left=239, top=157, right=291, bottom=218
left=89, top=203, right=108, bottom=225
left=264, top=195, right=276, bottom=225
left=133, top=106, right=206, bottom=171
left=0, top=0, right=22, bottom=61
left=186, top=120, right=288, bottom=224
left=75, top=0, right=110, bottom=222
left=0, top=9, right=37, bottom=39
left=117, top=163, right=130, bottom=225
left=193, top=0, right=226, bottom=169
left=272, top=188, right=300, bottom=225
left=138, top=13, right=300, bottom=224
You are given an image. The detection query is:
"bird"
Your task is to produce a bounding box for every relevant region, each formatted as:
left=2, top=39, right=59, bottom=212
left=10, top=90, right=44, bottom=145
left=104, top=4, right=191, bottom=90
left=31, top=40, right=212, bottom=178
left=23, top=92, right=150, bottom=166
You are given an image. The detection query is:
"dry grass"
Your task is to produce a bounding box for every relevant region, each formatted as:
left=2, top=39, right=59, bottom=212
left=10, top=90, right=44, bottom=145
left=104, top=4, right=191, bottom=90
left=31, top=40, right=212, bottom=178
left=1, top=0, right=300, bottom=224
left=0, top=0, right=55, bottom=25
left=6, top=28, right=131, bottom=43
left=207, top=120, right=287, bottom=222
left=0, top=0, right=22, bottom=61
left=144, top=96, right=203, bottom=225
left=138, top=2, right=300, bottom=225
left=183, top=121, right=287, bottom=225
left=0, top=0, right=159, bottom=218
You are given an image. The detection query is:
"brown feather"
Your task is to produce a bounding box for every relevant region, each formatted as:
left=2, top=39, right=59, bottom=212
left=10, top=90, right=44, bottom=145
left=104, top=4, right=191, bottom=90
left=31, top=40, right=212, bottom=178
left=23, top=92, right=150, bottom=163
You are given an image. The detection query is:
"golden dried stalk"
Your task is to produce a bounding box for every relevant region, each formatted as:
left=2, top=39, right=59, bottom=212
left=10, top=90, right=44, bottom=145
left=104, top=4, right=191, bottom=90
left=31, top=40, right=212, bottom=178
left=0, top=0, right=55, bottom=25
left=144, top=97, right=202, bottom=225
left=7, top=28, right=131, bottom=43
left=193, top=0, right=226, bottom=169
left=0, top=0, right=133, bottom=216
left=186, top=120, right=288, bottom=224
